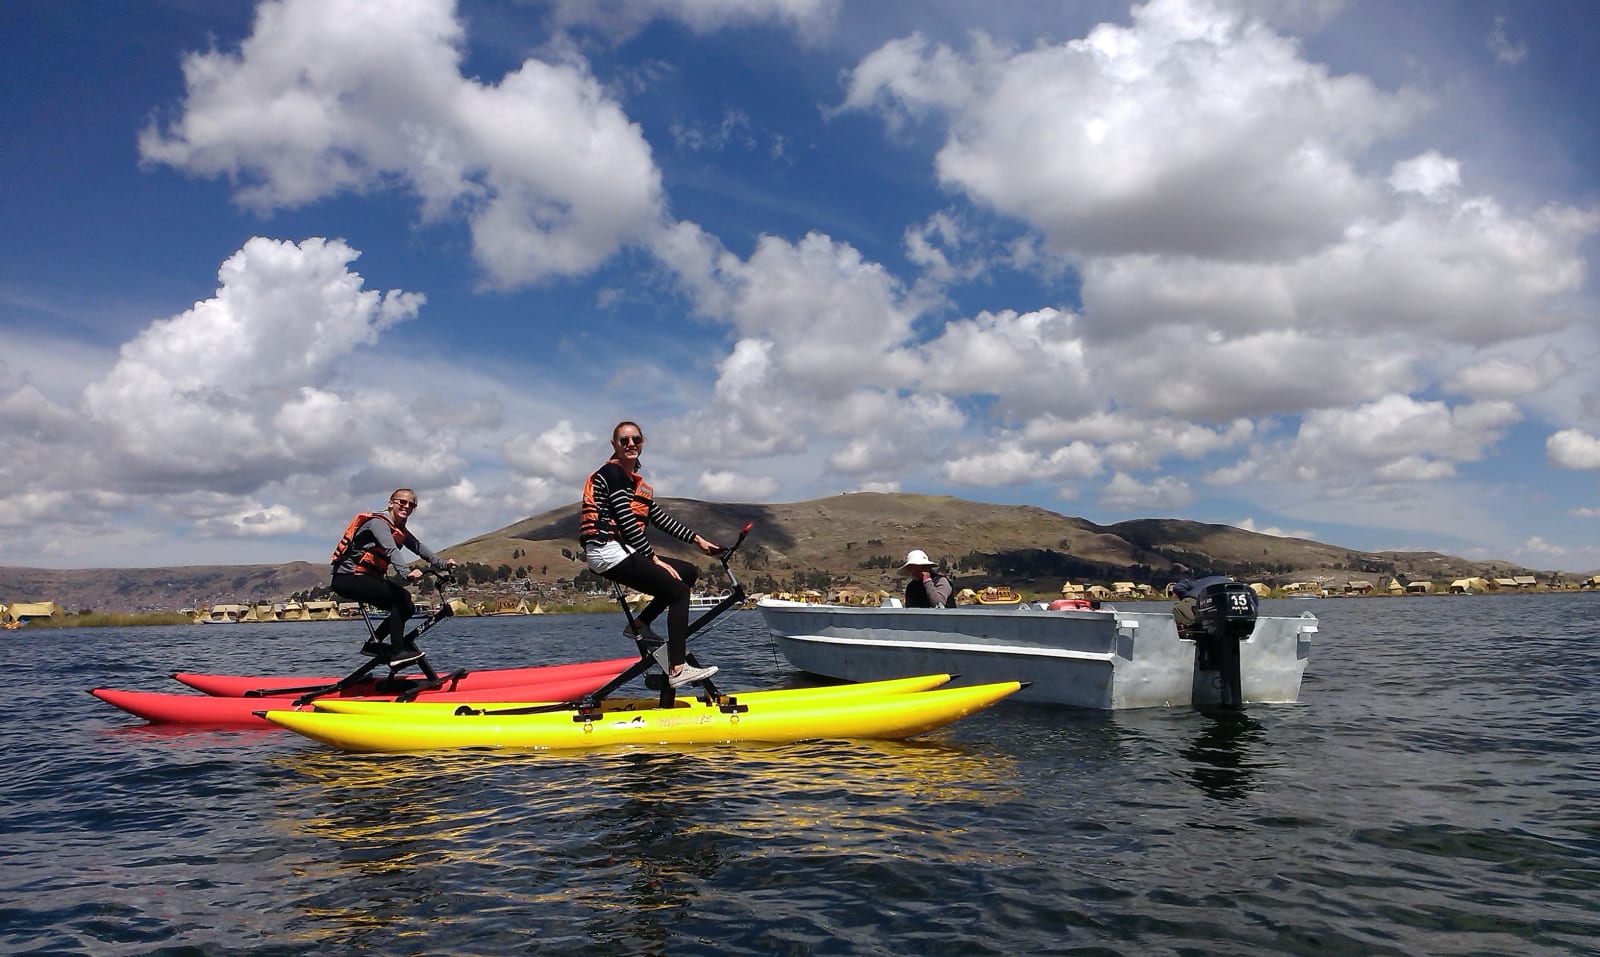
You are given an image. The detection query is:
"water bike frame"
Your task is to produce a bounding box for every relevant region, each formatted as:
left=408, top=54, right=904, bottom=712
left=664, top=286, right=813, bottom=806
left=241, top=569, right=466, bottom=705
left=498, top=521, right=756, bottom=721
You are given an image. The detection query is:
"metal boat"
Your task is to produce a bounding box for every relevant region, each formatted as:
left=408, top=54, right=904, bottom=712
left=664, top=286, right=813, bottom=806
left=757, top=598, right=1315, bottom=710
left=690, top=591, right=733, bottom=612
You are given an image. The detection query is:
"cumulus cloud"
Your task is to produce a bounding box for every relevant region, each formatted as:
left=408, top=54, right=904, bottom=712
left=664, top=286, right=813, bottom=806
left=0, top=237, right=494, bottom=563
left=796, top=0, right=1600, bottom=560
left=1099, top=472, right=1194, bottom=511
left=140, top=0, right=663, bottom=287
left=698, top=468, right=780, bottom=499
left=1230, top=394, right=1522, bottom=487
left=36, top=0, right=1591, bottom=571
left=1519, top=535, right=1565, bottom=557
left=1232, top=517, right=1317, bottom=539
left=942, top=440, right=1103, bottom=487
left=662, top=229, right=940, bottom=466
left=1389, top=151, right=1461, bottom=202
left=842, top=0, right=1421, bottom=260
left=1445, top=347, right=1572, bottom=399
left=504, top=419, right=602, bottom=484
left=542, top=0, right=840, bottom=44
left=81, top=237, right=426, bottom=489
left=837, top=0, right=1598, bottom=367
left=195, top=503, right=307, bottom=538
left=919, top=308, right=1096, bottom=419
left=1547, top=429, right=1600, bottom=469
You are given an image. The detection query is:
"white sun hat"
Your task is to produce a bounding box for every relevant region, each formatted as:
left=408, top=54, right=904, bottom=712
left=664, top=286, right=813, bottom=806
left=899, top=549, right=936, bottom=571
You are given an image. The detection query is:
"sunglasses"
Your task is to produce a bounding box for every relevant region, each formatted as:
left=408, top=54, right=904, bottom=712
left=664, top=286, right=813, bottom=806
left=391, top=499, right=418, bottom=509
left=615, top=435, right=644, bottom=446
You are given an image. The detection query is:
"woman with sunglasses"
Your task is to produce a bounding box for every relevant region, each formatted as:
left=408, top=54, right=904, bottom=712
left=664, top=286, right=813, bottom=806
left=329, top=488, right=454, bottom=658
left=580, top=421, right=722, bottom=687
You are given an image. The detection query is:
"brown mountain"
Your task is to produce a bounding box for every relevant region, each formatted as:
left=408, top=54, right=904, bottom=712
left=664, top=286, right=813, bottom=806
left=447, top=491, right=1539, bottom=594
left=0, top=562, right=329, bottom=614
left=1, top=493, right=1542, bottom=612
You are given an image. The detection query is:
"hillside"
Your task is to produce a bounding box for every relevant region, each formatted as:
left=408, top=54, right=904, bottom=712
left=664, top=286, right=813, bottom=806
left=0, top=562, right=329, bottom=614
left=448, top=492, right=1539, bottom=595
left=2, top=493, right=1545, bottom=612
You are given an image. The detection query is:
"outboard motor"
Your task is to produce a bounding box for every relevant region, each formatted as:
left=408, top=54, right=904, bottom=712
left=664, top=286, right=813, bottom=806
left=1192, top=581, right=1258, bottom=709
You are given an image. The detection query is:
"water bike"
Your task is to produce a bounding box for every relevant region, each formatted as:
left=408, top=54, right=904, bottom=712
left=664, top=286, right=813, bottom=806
left=91, top=569, right=628, bottom=726
left=542, top=521, right=756, bottom=721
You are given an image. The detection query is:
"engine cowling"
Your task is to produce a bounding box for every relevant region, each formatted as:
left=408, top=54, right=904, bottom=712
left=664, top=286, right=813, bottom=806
left=1193, top=581, right=1258, bottom=641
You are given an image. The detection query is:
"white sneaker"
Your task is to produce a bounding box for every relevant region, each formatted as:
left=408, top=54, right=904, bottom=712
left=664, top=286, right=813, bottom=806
left=668, top=664, right=718, bottom=688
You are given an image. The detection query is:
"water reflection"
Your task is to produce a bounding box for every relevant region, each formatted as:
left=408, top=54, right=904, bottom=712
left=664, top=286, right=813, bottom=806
left=270, top=737, right=1023, bottom=948
left=1181, top=711, right=1270, bottom=802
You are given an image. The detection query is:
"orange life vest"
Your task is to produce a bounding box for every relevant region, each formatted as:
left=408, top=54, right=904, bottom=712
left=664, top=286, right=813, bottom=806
left=580, top=461, right=653, bottom=544
left=331, top=511, right=402, bottom=576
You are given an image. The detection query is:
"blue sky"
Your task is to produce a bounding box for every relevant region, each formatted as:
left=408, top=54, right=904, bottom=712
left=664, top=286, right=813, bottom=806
left=4, top=0, right=1599, bottom=572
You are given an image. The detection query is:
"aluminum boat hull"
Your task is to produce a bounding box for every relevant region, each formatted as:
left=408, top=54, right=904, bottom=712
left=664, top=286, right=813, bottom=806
left=758, top=599, right=1315, bottom=709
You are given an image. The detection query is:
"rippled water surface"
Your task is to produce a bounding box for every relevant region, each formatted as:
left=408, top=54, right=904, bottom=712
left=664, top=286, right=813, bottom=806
left=5, top=596, right=1600, bottom=955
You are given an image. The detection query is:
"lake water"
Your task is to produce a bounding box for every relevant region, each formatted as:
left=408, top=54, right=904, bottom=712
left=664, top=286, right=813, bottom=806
left=5, top=595, right=1599, bottom=956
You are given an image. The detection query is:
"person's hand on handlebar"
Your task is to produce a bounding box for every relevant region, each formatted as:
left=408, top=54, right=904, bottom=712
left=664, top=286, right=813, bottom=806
left=693, top=534, right=721, bottom=556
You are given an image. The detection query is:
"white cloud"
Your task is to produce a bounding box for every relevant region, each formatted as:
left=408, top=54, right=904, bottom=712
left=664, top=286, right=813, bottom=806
left=1242, top=394, right=1522, bottom=487
left=1548, top=429, right=1600, bottom=470
left=844, top=0, right=1423, bottom=260
left=1232, top=517, right=1317, bottom=539
left=942, top=439, right=1103, bottom=487
left=698, top=469, right=780, bottom=499
left=542, top=0, right=840, bottom=43
left=919, top=308, right=1096, bottom=419
left=140, top=0, right=663, bottom=287
left=80, top=238, right=426, bottom=489
left=0, top=238, right=526, bottom=565
left=195, top=503, right=307, bottom=538
left=854, top=481, right=901, bottom=493
left=1099, top=471, right=1193, bottom=511
left=504, top=419, right=602, bottom=483
left=1519, top=535, right=1566, bottom=557
left=1388, top=151, right=1460, bottom=201
left=1487, top=16, right=1528, bottom=66
left=20, top=0, right=1592, bottom=574
left=1444, top=347, right=1572, bottom=399
left=1076, top=198, right=1598, bottom=346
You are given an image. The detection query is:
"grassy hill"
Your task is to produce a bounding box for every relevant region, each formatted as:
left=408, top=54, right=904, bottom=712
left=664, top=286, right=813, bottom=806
left=2, top=493, right=1547, bottom=612
left=0, top=562, right=330, bottom=615
left=445, top=491, right=1540, bottom=595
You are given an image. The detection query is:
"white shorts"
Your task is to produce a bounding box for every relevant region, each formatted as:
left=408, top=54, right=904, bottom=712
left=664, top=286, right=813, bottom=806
left=584, top=540, right=632, bottom=573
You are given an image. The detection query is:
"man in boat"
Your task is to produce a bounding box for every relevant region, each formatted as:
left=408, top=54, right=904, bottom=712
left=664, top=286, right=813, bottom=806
left=329, top=489, right=455, bottom=657
left=1169, top=576, right=1236, bottom=638
left=581, top=420, right=722, bottom=688
left=900, top=549, right=955, bottom=608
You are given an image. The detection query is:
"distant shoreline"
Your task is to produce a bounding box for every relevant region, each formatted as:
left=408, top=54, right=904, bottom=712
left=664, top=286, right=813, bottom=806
left=13, top=587, right=1598, bottom=629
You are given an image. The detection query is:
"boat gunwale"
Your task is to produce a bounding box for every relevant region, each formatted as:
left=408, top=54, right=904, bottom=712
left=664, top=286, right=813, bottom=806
left=772, top=631, right=1119, bottom=663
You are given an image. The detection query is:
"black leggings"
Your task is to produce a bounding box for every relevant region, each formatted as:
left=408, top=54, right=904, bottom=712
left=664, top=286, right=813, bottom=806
left=602, top=553, right=699, bottom=666
left=330, top=573, right=415, bottom=646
